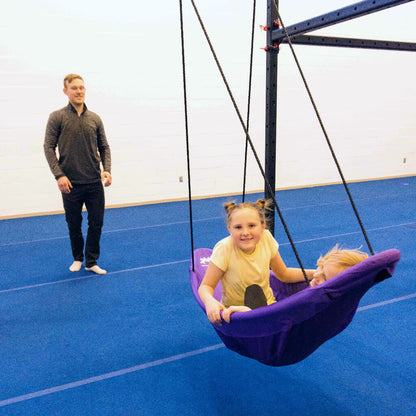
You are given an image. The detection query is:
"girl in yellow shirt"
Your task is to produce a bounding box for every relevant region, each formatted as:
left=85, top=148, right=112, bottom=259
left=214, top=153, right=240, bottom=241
left=198, top=199, right=367, bottom=325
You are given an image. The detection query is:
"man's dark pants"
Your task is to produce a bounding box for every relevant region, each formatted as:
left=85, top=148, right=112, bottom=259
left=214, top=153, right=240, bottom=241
left=62, top=182, right=105, bottom=268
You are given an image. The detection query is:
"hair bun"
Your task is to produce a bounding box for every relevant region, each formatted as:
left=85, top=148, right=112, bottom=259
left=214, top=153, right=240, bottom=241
left=256, top=199, right=266, bottom=209
left=224, top=201, right=236, bottom=213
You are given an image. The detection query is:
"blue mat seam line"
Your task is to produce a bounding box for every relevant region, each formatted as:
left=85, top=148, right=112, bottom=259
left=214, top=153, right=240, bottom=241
left=1, top=293, right=414, bottom=407
left=0, top=260, right=189, bottom=294
left=0, top=344, right=225, bottom=407
left=1, top=220, right=415, bottom=248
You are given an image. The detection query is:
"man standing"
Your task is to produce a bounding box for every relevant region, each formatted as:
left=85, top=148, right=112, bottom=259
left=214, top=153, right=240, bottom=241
left=44, top=74, right=112, bottom=274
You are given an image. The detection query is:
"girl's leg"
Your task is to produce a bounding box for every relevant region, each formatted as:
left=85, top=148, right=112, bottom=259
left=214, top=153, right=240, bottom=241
left=244, top=284, right=267, bottom=309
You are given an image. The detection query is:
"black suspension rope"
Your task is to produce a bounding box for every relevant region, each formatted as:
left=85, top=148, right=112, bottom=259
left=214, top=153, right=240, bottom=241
left=179, top=0, right=195, bottom=271
left=272, top=0, right=374, bottom=256
left=189, top=0, right=309, bottom=284
left=242, top=0, right=257, bottom=202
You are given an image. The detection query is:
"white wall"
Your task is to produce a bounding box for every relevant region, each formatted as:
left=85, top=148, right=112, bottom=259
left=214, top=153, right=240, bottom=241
left=0, top=0, right=415, bottom=218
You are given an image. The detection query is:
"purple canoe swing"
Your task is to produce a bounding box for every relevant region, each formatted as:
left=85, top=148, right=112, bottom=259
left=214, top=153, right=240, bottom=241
left=189, top=248, right=400, bottom=366
left=180, top=1, right=401, bottom=366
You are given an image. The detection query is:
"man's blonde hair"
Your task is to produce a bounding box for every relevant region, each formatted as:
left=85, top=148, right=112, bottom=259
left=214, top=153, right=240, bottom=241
left=317, top=244, right=368, bottom=271
left=63, top=73, right=84, bottom=88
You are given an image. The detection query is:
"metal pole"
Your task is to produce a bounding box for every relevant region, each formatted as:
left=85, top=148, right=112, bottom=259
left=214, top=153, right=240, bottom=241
left=265, top=0, right=279, bottom=235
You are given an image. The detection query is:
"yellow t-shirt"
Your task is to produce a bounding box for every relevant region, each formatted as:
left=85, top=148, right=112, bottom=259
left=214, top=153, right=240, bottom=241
left=210, top=229, right=279, bottom=307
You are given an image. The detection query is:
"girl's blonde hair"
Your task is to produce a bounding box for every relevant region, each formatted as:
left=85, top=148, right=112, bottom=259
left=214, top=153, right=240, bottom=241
left=224, top=199, right=273, bottom=227
left=317, top=244, right=368, bottom=270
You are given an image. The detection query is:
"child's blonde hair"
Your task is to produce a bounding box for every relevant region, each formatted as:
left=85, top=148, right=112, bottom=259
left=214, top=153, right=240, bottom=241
left=317, top=244, right=368, bottom=271
left=224, top=199, right=273, bottom=227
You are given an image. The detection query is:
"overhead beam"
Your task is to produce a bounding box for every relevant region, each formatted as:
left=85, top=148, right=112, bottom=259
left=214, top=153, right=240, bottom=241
left=272, top=0, right=415, bottom=43
left=281, top=35, right=416, bottom=51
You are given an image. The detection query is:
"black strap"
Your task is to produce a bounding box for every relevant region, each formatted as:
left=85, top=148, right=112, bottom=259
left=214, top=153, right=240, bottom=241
left=242, top=0, right=257, bottom=203
left=179, top=0, right=195, bottom=271
left=188, top=0, right=309, bottom=284
left=272, top=0, right=374, bottom=255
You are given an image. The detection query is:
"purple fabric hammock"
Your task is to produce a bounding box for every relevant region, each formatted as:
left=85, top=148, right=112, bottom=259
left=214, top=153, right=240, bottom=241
left=190, top=248, right=401, bottom=366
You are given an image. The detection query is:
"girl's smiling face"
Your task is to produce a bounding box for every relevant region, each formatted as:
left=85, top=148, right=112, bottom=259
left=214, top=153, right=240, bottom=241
left=227, top=207, right=266, bottom=254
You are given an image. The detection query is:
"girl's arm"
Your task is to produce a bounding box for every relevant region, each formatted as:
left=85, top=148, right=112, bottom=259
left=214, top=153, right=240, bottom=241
left=198, top=262, right=226, bottom=325
left=222, top=305, right=251, bottom=323
left=270, top=251, right=315, bottom=283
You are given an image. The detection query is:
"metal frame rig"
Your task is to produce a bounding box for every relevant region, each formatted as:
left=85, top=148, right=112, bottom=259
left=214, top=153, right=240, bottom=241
left=264, top=0, right=416, bottom=233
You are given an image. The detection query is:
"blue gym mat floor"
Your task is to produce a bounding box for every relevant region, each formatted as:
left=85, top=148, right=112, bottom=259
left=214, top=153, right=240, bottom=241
left=0, top=176, right=415, bottom=415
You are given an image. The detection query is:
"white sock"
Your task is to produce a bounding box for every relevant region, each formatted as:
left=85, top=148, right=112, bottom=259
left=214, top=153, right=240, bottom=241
left=85, top=265, right=107, bottom=275
left=69, top=261, right=83, bottom=272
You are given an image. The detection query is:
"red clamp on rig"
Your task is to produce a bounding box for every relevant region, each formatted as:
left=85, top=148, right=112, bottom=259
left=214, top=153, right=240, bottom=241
left=260, top=20, right=280, bottom=31
left=261, top=20, right=280, bottom=51
left=261, top=43, right=280, bottom=52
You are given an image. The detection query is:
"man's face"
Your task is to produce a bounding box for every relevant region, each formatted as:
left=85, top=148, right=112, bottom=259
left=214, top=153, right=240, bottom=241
left=63, top=78, right=85, bottom=107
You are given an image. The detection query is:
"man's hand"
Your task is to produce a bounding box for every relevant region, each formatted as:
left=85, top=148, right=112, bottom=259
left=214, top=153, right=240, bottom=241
left=57, top=176, right=73, bottom=194
left=102, top=171, right=112, bottom=187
